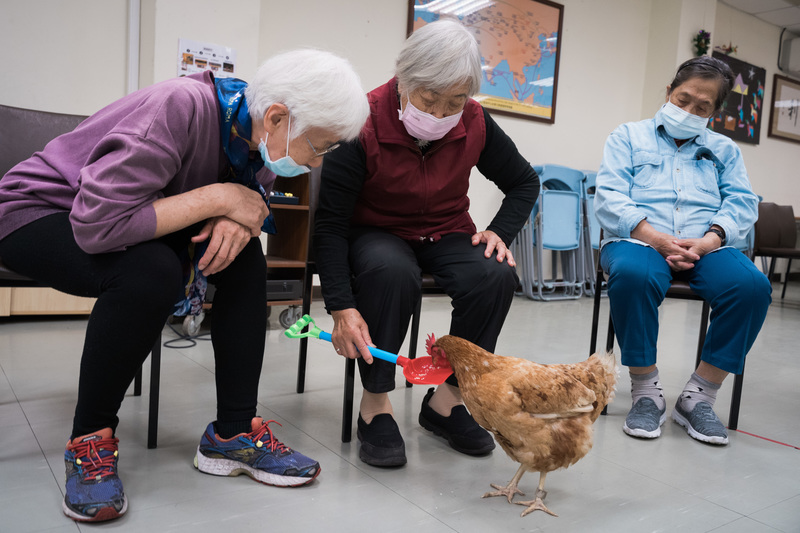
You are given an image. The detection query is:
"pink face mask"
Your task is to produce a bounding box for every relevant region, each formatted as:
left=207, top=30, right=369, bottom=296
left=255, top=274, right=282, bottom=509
left=398, top=93, right=463, bottom=141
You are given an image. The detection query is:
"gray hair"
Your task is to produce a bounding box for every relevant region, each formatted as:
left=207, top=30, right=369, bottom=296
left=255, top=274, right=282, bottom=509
left=396, top=18, right=482, bottom=97
left=245, top=49, right=369, bottom=141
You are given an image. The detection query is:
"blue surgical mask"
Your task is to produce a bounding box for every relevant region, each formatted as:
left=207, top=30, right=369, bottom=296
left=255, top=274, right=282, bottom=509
left=658, top=101, right=710, bottom=140
left=258, top=113, right=310, bottom=177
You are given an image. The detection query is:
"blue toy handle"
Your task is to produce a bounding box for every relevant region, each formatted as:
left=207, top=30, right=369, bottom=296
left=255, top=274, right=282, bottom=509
left=318, top=331, right=398, bottom=364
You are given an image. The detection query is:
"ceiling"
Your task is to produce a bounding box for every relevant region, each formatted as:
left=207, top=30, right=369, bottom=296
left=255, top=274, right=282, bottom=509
left=719, top=0, right=800, bottom=34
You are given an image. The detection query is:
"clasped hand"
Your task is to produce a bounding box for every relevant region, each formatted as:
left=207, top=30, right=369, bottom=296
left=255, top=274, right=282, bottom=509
left=193, top=217, right=254, bottom=275
left=654, top=233, right=720, bottom=271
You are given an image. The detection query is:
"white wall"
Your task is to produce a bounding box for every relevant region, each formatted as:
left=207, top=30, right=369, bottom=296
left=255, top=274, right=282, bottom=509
left=0, top=0, right=129, bottom=114
left=0, top=0, right=797, bottom=227
left=714, top=3, right=800, bottom=208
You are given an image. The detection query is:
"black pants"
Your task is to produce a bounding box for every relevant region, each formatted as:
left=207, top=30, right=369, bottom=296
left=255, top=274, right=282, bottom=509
left=349, top=228, right=519, bottom=393
left=0, top=212, right=267, bottom=438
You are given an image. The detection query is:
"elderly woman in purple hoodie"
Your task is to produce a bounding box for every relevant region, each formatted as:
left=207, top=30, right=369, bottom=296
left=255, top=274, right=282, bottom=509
left=0, top=49, right=368, bottom=523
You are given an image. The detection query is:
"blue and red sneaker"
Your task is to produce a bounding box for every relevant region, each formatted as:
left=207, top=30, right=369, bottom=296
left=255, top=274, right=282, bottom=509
left=194, top=417, right=320, bottom=487
left=63, top=428, right=127, bottom=522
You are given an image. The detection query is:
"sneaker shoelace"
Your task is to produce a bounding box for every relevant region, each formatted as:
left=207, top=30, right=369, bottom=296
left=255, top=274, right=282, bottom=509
left=248, top=420, right=291, bottom=454
left=71, top=437, right=119, bottom=481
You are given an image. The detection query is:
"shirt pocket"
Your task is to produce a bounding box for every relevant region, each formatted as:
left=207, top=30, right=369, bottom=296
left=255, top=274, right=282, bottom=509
left=689, top=159, right=720, bottom=199
left=631, top=151, right=662, bottom=189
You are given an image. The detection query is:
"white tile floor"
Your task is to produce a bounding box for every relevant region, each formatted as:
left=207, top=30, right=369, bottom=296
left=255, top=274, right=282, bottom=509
left=1, top=283, right=799, bottom=532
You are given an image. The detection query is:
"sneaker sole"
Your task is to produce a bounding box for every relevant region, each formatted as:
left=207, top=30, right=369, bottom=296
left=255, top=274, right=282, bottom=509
left=62, top=496, right=128, bottom=522
left=671, top=411, right=729, bottom=445
left=418, top=414, right=496, bottom=455
left=194, top=447, right=320, bottom=486
left=622, top=412, right=666, bottom=439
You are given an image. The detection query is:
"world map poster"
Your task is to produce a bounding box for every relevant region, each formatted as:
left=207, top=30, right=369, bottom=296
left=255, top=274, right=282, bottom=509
left=409, top=0, right=564, bottom=123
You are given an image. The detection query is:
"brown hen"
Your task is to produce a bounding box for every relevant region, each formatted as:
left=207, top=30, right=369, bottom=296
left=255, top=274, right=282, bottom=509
left=427, top=334, right=617, bottom=517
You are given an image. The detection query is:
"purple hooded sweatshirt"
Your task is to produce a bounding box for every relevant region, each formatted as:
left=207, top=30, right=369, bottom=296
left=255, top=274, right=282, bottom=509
left=0, top=71, right=274, bottom=254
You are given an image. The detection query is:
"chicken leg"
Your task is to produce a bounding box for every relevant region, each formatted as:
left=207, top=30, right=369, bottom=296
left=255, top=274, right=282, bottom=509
left=515, top=471, right=557, bottom=517
left=482, top=465, right=527, bottom=503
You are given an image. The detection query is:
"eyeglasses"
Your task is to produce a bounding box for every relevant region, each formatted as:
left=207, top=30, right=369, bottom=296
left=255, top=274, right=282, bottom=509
left=306, top=137, right=341, bottom=157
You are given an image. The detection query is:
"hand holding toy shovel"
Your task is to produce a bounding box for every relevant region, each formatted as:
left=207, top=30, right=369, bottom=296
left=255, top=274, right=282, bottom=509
left=285, top=315, right=453, bottom=385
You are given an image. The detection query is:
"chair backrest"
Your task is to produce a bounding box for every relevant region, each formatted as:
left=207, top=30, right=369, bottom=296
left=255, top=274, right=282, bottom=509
left=536, top=164, right=586, bottom=194
left=0, top=104, right=88, bottom=176
left=755, top=202, right=797, bottom=250
left=536, top=190, right=582, bottom=251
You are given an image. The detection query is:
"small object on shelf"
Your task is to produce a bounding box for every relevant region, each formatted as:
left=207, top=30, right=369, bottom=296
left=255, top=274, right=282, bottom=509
left=269, top=190, right=300, bottom=204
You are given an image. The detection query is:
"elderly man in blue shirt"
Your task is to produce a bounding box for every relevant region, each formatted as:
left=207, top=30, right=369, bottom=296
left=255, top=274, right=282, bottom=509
left=595, top=56, right=772, bottom=446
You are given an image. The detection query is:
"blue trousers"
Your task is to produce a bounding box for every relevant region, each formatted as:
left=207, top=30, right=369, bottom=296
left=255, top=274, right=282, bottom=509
left=600, top=241, right=771, bottom=374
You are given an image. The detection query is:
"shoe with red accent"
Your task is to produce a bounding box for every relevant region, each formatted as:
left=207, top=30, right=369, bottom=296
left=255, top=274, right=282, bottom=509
left=194, top=417, right=320, bottom=487
left=62, top=428, right=127, bottom=522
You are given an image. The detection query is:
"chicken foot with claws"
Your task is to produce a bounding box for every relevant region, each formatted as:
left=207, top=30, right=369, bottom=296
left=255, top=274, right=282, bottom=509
left=515, top=472, right=557, bottom=517
left=482, top=465, right=527, bottom=503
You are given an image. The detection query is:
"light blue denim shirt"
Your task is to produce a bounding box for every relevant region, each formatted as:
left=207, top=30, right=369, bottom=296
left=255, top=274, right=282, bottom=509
left=594, top=107, right=758, bottom=250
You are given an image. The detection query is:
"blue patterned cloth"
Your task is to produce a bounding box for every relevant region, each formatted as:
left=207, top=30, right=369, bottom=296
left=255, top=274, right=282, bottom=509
left=173, top=76, right=275, bottom=316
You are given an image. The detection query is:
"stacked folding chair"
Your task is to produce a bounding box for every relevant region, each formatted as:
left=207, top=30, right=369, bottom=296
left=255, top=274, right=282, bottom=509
left=513, top=164, right=587, bottom=301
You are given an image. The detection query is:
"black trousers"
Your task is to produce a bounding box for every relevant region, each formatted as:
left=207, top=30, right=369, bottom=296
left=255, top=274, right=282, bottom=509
left=0, top=212, right=267, bottom=438
left=349, top=228, right=519, bottom=393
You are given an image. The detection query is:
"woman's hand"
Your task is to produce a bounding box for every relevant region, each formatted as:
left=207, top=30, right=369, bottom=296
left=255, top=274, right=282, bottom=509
left=219, top=183, right=270, bottom=237
left=193, top=217, right=253, bottom=275
left=471, top=230, right=515, bottom=266
left=330, top=308, right=375, bottom=363
left=665, top=234, right=720, bottom=271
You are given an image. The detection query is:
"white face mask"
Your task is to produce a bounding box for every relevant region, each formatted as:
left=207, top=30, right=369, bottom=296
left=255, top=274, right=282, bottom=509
left=398, top=92, right=463, bottom=141
left=257, top=113, right=310, bottom=177
left=659, top=102, right=710, bottom=140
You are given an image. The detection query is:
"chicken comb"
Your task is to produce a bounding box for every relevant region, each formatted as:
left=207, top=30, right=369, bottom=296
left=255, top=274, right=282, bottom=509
left=425, top=333, right=437, bottom=356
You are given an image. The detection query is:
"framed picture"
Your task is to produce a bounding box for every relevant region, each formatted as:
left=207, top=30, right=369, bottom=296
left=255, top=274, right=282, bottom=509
left=708, top=52, right=765, bottom=145
left=408, top=0, right=564, bottom=124
left=767, top=74, right=800, bottom=145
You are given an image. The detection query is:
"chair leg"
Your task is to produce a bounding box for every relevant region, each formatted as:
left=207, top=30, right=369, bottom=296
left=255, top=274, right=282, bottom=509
left=729, top=368, right=744, bottom=431
left=589, top=267, right=604, bottom=355
left=296, top=267, right=314, bottom=394
left=782, top=258, right=791, bottom=300
left=133, top=366, right=142, bottom=397
left=694, top=302, right=710, bottom=368
left=406, top=294, right=422, bottom=388
left=342, top=358, right=355, bottom=443
left=147, top=332, right=161, bottom=449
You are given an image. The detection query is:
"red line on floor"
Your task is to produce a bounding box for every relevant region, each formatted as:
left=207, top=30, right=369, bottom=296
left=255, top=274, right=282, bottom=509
left=731, top=428, right=800, bottom=450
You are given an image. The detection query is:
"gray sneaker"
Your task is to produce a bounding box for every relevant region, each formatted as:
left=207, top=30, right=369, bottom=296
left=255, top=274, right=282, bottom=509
left=623, top=397, right=667, bottom=438
left=672, top=401, right=729, bottom=445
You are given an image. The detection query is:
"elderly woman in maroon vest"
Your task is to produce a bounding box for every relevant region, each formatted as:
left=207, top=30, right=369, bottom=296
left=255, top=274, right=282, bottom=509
left=314, top=19, right=540, bottom=467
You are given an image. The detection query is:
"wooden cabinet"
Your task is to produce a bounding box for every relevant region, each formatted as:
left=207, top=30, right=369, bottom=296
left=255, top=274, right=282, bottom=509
left=0, top=287, right=95, bottom=316
left=265, top=171, right=317, bottom=327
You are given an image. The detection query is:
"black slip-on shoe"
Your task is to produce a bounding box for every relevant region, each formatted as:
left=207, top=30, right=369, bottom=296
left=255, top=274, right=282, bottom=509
left=356, top=413, right=407, bottom=467
left=419, top=387, right=495, bottom=456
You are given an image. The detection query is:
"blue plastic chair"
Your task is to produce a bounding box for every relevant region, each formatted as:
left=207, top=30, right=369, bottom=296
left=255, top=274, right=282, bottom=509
left=513, top=164, right=586, bottom=300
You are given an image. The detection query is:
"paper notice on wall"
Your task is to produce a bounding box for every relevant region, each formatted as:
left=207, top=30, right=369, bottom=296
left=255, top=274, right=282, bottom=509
left=178, top=38, right=236, bottom=78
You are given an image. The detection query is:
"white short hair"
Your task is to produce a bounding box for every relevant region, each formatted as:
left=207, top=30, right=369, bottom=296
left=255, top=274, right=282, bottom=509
left=396, top=18, right=482, bottom=96
left=245, top=49, right=369, bottom=141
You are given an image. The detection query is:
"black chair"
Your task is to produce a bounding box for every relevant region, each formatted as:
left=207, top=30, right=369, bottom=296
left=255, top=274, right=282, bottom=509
left=589, top=239, right=745, bottom=430
left=753, top=202, right=800, bottom=300
left=0, top=104, right=163, bottom=449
